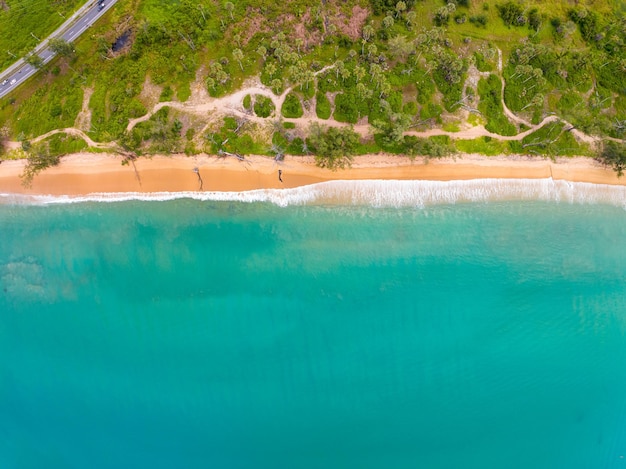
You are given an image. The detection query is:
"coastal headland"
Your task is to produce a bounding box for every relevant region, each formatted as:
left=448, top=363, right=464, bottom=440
left=0, top=153, right=623, bottom=196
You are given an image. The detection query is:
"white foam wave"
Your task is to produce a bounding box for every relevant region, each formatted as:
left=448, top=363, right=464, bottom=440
left=1, top=179, right=626, bottom=208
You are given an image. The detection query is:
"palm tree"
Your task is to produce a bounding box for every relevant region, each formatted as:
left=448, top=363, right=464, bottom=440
left=224, top=2, right=234, bottom=20
left=233, top=48, right=244, bottom=70
left=395, top=1, right=407, bottom=18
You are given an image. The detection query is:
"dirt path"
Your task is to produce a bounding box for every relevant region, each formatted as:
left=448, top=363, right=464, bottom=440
left=5, top=58, right=623, bottom=154
left=74, top=87, right=94, bottom=132
left=30, top=128, right=117, bottom=149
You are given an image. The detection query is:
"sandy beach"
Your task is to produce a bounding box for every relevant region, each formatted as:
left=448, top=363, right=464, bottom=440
left=0, top=152, right=624, bottom=196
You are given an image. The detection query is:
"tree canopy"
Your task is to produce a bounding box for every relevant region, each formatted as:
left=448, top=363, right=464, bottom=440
left=308, top=124, right=360, bottom=169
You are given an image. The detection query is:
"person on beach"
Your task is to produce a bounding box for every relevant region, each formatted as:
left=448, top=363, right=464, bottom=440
left=278, top=170, right=283, bottom=183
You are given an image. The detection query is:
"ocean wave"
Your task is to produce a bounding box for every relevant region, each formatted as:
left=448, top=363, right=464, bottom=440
left=1, top=179, right=626, bottom=208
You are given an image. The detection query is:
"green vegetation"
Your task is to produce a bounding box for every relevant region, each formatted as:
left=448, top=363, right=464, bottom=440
left=254, top=96, right=275, bottom=118
left=308, top=124, right=360, bottom=169
left=0, top=0, right=83, bottom=70
left=401, top=135, right=455, bottom=158
left=20, top=133, right=87, bottom=186
left=281, top=93, right=303, bottom=118
left=0, top=0, right=624, bottom=174
left=520, top=121, right=591, bottom=157
left=207, top=117, right=265, bottom=157
left=123, top=107, right=184, bottom=154
left=243, top=94, right=252, bottom=111
left=333, top=93, right=360, bottom=124
left=316, top=92, right=332, bottom=119
left=455, top=137, right=511, bottom=156
left=596, top=141, right=626, bottom=177
left=477, top=75, right=517, bottom=136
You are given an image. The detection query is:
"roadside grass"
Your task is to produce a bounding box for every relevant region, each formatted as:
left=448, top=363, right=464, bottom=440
left=11, top=79, right=84, bottom=138
left=0, top=0, right=84, bottom=70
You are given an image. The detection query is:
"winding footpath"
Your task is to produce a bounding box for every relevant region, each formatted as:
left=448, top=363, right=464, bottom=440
left=5, top=50, right=623, bottom=153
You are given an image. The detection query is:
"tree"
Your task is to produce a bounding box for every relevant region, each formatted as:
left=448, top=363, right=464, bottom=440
left=356, top=82, right=373, bottom=99
left=596, top=141, right=626, bottom=176
left=528, top=8, right=541, bottom=32
left=373, top=105, right=413, bottom=146
left=265, top=62, right=277, bottom=77
left=363, top=24, right=375, bottom=42
left=0, top=126, right=8, bottom=155
left=340, top=67, right=351, bottom=83
left=434, top=4, right=455, bottom=26
left=233, top=48, right=244, bottom=70
left=354, top=65, right=366, bottom=83
left=24, top=52, right=44, bottom=69
left=383, top=15, right=395, bottom=29
left=335, top=60, right=345, bottom=79
left=271, top=78, right=283, bottom=94
left=20, top=144, right=61, bottom=187
left=295, top=39, right=304, bottom=54
left=367, top=43, right=378, bottom=60
left=395, top=1, right=407, bottom=18
left=49, top=38, right=74, bottom=58
left=224, top=2, right=234, bottom=20
left=256, top=46, right=267, bottom=61
left=497, top=2, right=525, bottom=27
left=388, top=35, right=414, bottom=61
left=308, top=123, right=360, bottom=169
left=521, top=93, right=544, bottom=111
left=406, top=11, right=417, bottom=29
left=362, top=24, right=375, bottom=55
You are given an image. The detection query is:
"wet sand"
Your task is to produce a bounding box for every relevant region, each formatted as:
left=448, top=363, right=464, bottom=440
left=0, top=152, right=624, bottom=196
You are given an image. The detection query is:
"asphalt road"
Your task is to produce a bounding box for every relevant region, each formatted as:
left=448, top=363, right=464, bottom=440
left=0, top=0, right=118, bottom=99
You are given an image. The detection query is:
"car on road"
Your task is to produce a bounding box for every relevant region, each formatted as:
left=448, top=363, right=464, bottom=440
left=1, top=80, right=7, bottom=86
left=98, top=3, right=105, bottom=11
left=10, top=79, right=16, bottom=85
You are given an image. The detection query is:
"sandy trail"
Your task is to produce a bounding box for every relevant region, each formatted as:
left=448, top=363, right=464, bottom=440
left=3, top=52, right=623, bottom=155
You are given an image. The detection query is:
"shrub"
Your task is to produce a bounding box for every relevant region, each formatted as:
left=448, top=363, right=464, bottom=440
left=474, top=52, right=493, bottom=72
left=432, top=53, right=467, bottom=111
left=308, top=124, right=360, bottom=169
left=477, top=75, right=517, bottom=136
left=333, top=93, right=360, bottom=123
left=160, top=86, right=174, bottom=102
left=528, top=8, right=541, bottom=31
left=403, top=101, right=418, bottom=116
left=403, top=135, right=454, bottom=158
left=596, top=141, right=626, bottom=176
left=469, top=14, right=488, bottom=28
left=281, top=93, right=303, bottom=118
left=316, top=92, right=332, bottom=119
left=254, top=95, right=275, bottom=118
left=497, top=2, right=525, bottom=27
left=568, top=9, right=600, bottom=43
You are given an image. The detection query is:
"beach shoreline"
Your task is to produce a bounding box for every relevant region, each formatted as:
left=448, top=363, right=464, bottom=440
left=0, top=152, right=624, bottom=196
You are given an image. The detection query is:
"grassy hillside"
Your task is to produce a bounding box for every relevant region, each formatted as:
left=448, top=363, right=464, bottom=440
left=0, top=0, right=624, bottom=167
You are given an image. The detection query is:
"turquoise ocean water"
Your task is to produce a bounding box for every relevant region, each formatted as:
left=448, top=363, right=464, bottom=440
left=1, top=180, right=626, bottom=468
